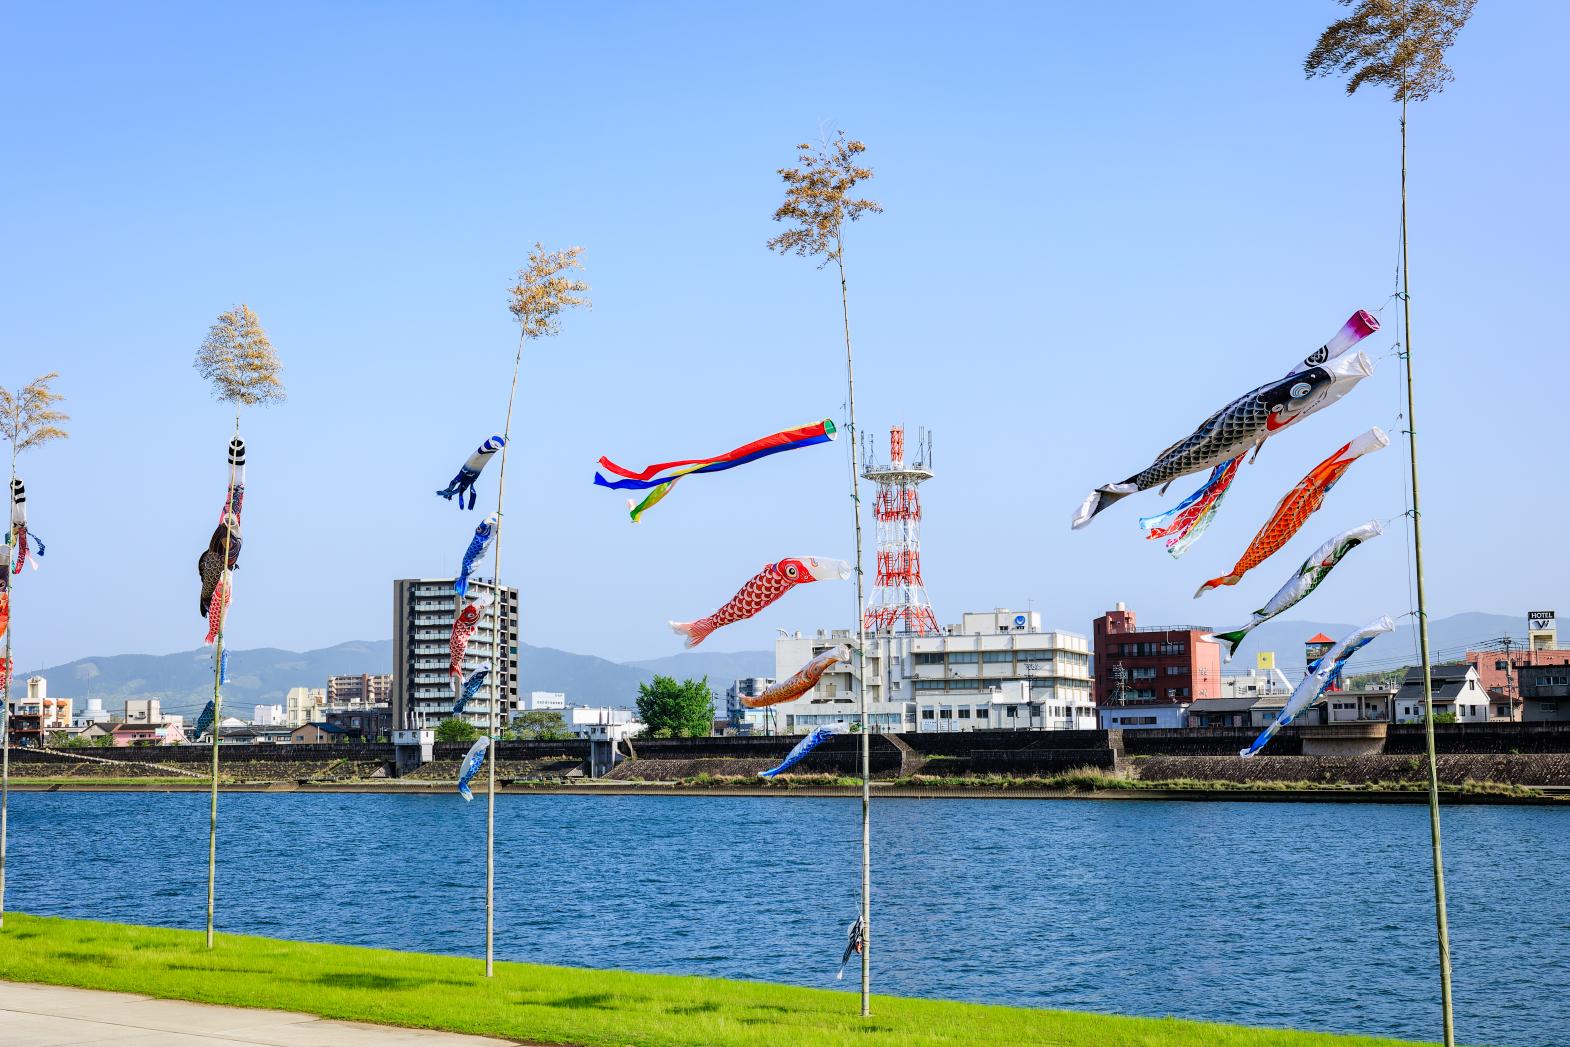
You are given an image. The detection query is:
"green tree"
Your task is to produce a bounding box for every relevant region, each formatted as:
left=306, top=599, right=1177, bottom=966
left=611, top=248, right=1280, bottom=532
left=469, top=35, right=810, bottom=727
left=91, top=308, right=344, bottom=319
left=635, top=675, right=714, bottom=738
left=508, top=710, right=571, bottom=741
left=435, top=717, right=480, bottom=744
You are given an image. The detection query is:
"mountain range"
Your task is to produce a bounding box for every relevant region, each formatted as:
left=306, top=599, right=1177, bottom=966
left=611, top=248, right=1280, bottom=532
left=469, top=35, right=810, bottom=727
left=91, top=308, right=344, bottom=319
left=13, top=641, right=774, bottom=719
left=10, top=612, right=1541, bottom=719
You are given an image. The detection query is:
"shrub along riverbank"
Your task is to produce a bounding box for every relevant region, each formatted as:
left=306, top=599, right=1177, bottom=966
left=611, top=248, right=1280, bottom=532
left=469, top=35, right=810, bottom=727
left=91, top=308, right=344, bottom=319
left=0, top=914, right=1430, bottom=1047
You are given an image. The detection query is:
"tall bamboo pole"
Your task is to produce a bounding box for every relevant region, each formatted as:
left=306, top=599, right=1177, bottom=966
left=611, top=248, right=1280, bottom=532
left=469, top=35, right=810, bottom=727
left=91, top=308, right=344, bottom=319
left=484, top=331, right=526, bottom=978
left=833, top=235, right=872, bottom=1017
left=1400, top=93, right=1455, bottom=1047
left=206, top=412, right=239, bottom=949
left=0, top=457, right=13, bottom=931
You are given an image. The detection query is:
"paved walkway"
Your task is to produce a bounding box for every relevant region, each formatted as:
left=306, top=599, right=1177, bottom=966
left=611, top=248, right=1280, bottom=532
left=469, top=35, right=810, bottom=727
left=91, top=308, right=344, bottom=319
left=0, top=981, right=530, bottom=1047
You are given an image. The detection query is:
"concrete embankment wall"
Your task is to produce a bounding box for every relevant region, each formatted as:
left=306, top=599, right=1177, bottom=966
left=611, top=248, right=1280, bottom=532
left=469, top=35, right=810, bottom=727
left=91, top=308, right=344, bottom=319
left=12, top=723, right=1570, bottom=785
left=1134, top=753, right=1570, bottom=787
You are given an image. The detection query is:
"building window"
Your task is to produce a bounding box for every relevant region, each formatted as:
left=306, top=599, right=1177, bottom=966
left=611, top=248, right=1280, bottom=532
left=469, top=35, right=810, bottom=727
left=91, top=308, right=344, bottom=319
left=1130, top=667, right=1156, bottom=680
left=958, top=708, right=971, bottom=719
left=982, top=651, right=1012, bottom=664
left=915, top=653, right=944, bottom=666
left=1006, top=706, right=1018, bottom=718
left=920, top=709, right=935, bottom=720
left=1160, top=643, right=1185, bottom=656
left=948, top=652, right=979, bottom=664
left=939, top=709, right=952, bottom=719
left=975, top=707, right=989, bottom=718
left=1166, top=665, right=1188, bottom=675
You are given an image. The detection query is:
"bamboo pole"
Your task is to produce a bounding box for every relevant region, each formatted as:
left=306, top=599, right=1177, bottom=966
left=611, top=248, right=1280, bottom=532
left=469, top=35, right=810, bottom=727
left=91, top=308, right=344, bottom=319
left=484, top=330, right=527, bottom=978
left=833, top=237, right=872, bottom=1018
left=0, top=459, right=12, bottom=931
left=206, top=413, right=240, bottom=949
left=1400, top=93, right=1455, bottom=1047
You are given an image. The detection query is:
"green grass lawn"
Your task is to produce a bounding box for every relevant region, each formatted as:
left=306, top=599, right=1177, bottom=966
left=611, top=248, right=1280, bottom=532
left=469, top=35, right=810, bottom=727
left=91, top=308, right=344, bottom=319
left=0, top=913, right=1430, bottom=1047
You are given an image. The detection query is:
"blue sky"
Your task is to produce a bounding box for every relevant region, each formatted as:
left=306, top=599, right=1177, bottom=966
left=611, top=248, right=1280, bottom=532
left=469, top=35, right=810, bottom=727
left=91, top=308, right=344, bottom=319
left=2, top=1, right=1565, bottom=670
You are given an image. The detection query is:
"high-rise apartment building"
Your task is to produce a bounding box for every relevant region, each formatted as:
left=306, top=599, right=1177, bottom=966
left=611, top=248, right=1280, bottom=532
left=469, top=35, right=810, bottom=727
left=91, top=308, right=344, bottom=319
left=327, top=673, right=392, bottom=707
left=392, top=578, right=520, bottom=729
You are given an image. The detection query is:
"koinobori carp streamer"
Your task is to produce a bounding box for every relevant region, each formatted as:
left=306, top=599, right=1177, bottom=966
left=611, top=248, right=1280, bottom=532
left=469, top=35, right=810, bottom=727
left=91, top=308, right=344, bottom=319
left=595, top=418, right=837, bottom=523
left=1072, top=311, right=1379, bottom=529
left=670, top=556, right=849, bottom=648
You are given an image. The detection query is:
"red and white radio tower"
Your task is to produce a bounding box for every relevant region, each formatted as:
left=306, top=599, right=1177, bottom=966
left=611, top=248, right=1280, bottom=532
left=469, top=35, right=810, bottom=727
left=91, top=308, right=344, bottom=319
left=862, top=426, right=939, bottom=635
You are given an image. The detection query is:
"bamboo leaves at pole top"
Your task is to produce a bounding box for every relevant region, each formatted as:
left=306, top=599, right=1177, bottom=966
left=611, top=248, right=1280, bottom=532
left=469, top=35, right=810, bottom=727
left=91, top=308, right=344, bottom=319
left=194, top=305, right=287, bottom=406
left=1304, top=0, right=1475, bottom=101
left=0, top=374, right=70, bottom=456
left=766, top=133, right=882, bottom=265
left=508, top=244, right=590, bottom=337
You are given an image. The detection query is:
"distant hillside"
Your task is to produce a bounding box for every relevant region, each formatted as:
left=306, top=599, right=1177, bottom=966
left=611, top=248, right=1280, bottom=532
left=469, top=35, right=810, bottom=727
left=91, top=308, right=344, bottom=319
left=1221, top=612, right=1532, bottom=674
left=13, top=613, right=1534, bottom=719
left=626, top=650, right=775, bottom=682
left=12, top=641, right=775, bottom=719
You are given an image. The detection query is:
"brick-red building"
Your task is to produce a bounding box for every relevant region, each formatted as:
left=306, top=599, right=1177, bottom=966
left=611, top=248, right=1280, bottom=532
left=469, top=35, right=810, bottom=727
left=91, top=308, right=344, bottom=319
left=1092, top=604, right=1221, bottom=728
left=1465, top=648, right=1570, bottom=718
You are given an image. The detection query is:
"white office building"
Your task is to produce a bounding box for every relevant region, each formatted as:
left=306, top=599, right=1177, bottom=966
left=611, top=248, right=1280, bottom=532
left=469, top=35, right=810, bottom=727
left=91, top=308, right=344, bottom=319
left=252, top=704, right=284, bottom=727
left=525, top=691, right=566, bottom=711
left=562, top=705, right=644, bottom=742
left=392, top=578, right=521, bottom=730
left=771, top=608, right=1093, bottom=734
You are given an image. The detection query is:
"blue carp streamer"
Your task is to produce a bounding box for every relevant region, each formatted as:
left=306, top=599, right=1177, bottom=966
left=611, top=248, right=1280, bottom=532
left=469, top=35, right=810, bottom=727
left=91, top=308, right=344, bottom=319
left=1242, top=616, right=1393, bottom=758
left=455, top=515, right=498, bottom=598
left=452, top=662, right=493, bottom=715
left=457, top=737, right=490, bottom=801
left=758, top=722, right=849, bottom=778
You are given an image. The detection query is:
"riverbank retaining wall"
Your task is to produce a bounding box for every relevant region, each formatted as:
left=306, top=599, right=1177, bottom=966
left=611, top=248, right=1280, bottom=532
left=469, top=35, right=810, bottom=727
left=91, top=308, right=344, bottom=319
left=11, top=722, right=1570, bottom=783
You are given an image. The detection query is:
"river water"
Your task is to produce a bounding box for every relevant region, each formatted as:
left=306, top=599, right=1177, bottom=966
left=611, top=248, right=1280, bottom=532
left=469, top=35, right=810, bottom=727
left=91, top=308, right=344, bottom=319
left=3, top=792, right=1564, bottom=1046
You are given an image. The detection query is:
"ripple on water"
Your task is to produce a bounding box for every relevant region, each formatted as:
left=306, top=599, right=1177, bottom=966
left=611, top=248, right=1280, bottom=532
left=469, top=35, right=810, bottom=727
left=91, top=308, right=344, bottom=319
left=4, top=793, right=1567, bottom=1047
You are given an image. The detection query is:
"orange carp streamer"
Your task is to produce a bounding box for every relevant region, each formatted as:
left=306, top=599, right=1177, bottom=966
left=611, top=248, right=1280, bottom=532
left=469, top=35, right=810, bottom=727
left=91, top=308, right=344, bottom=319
left=1196, top=428, right=1388, bottom=596
left=743, top=645, right=851, bottom=708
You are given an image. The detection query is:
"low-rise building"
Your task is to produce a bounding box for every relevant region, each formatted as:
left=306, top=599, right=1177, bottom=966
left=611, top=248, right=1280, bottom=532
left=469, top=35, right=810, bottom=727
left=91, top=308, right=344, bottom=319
left=325, top=706, right=391, bottom=741
left=525, top=691, right=566, bottom=711
left=1394, top=664, right=1491, bottom=723
left=562, top=706, right=644, bottom=742
left=252, top=704, right=284, bottom=727
left=1186, top=697, right=1260, bottom=728
left=914, top=678, right=1095, bottom=732
left=7, top=676, right=72, bottom=747
left=290, top=722, right=350, bottom=744
left=1518, top=664, right=1570, bottom=722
